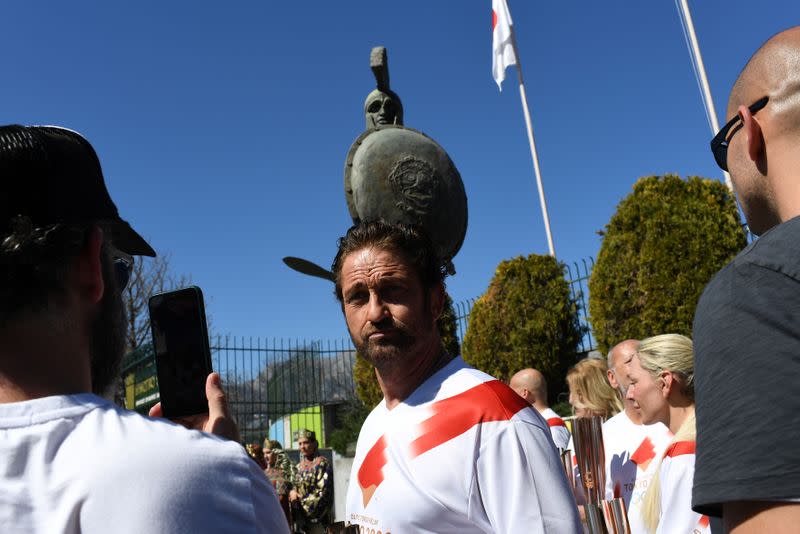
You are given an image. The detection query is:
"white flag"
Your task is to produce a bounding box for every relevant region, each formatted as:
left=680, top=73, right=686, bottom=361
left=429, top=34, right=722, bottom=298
left=492, top=0, right=517, bottom=90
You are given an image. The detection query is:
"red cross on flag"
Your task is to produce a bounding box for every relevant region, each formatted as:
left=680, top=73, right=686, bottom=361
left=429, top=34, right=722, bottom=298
left=492, top=0, right=517, bottom=90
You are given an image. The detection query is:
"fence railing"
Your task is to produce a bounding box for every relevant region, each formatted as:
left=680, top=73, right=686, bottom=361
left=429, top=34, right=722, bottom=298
left=212, top=337, right=357, bottom=445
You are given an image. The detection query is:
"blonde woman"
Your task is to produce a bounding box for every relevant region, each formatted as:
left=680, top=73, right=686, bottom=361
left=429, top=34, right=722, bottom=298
left=626, top=334, right=709, bottom=534
left=567, top=358, right=623, bottom=420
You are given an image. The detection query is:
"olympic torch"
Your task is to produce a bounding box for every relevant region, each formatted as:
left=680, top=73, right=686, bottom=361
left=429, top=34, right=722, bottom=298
left=572, top=416, right=630, bottom=534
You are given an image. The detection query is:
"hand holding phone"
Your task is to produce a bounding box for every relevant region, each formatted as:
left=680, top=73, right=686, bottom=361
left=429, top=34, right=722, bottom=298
left=148, top=372, right=240, bottom=442
left=149, top=286, right=213, bottom=418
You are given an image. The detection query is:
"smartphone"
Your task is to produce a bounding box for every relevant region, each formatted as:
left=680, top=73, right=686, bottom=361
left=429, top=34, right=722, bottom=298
left=148, top=286, right=213, bottom=418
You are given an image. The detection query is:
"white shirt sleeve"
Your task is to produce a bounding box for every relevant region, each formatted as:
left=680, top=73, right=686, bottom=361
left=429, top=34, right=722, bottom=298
left=470, top=421, right=582, bottom=533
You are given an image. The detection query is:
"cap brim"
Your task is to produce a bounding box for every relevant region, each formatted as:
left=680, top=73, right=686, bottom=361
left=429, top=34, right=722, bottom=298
left=111, top=220, right=156, bottom=257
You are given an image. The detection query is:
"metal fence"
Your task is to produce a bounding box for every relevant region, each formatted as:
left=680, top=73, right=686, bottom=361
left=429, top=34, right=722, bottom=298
left=213, top=337, right=357, bottom=445
left=121, top=256, right=597, bottom=443
left=121, top=338, right=359, bottom=447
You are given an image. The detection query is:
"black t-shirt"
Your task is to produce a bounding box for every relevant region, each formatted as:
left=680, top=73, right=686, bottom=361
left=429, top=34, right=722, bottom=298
left=692, top=216, right=800, bottom=516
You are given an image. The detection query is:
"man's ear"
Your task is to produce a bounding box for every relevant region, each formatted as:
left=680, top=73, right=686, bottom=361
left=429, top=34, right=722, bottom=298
left=74, top=226, right=105, bottom=306
left=429, top=282, right=445, bottom=323
left=607, top=369, right=618, bottom=389
left=739, top=104, right=765, bottom=166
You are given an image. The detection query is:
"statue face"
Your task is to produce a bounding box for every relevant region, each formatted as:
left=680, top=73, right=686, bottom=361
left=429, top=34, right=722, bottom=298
left=365, top=91, right=402, bottom=128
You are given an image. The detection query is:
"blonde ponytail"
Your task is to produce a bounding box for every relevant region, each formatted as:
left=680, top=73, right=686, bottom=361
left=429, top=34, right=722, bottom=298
left=641, top=412, right=696, bottom=532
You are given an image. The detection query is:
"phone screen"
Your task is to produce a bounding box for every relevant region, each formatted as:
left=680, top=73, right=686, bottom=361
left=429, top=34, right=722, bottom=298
left=149, top=286, right=212, bottom=418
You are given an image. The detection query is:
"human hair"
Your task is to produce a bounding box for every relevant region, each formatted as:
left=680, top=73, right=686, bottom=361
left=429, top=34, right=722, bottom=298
left=637, top=333, right=696, bottom=533
left=331, top=220, right=447, bottom=303
left=641, top=412, right=697, bottom=533
left=636, top=333, right=695, bottom=401
left=566, top=358, right=622, bottom=419
left=263, top=439, right=282, bottom=451
left=0, top=217, right=97, bottom=327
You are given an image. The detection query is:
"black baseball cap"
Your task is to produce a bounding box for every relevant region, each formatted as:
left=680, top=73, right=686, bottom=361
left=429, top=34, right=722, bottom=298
left=0, top=125, right=155, bottom=257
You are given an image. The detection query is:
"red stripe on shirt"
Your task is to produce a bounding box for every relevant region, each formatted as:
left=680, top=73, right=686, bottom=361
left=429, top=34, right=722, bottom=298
left=630, top=437, right=656, bottom=466
left=664, top=440, right=696, bottom=458
left=357, top=435, right=388, bottom=506
left=409, top=380, right=529, bottom=458
left=547, top=416, right=566, bottom=428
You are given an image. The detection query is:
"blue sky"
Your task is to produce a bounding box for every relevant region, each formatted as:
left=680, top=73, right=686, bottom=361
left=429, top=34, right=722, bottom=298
left=2, top=1, right=796, bottom=342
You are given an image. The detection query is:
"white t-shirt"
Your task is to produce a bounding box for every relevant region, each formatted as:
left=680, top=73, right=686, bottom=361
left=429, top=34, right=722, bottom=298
left=345, top=357, right=581, bottom=533
left=540, top=407, right=570, bottom=451
left=656, top=441, right=709, bottom=534
left=0, top=394, right=289, bottom=534
left=602, top=410, right=672, bottom=534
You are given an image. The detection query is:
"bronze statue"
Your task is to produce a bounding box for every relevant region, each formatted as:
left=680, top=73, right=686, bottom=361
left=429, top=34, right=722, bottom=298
left=363, top=47, right=403, bottom=129
left=284, top=46, right=468, bottom=279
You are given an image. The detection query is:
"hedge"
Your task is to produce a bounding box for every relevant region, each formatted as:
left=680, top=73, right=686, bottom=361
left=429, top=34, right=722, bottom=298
left=588, top=175, right=746, bottom=353
left=462, top=254, right=584, bottom=404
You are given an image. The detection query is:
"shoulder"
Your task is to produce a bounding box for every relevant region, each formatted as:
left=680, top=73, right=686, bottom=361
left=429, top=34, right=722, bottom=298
left=664, top=440, right=696, bottom=459
left=87, top=400, right=243, bottom=454
left=442, top=371, right=535, bottom=423
left=660, top=441, right=696, bottom=483
left=66, top=401, right=286, bottom=533
left=72, top=401, right=260, bottom=489
left=313, top=455, right=331, bottom=469
left=698, top=217, right=800, bottom=314
left=739, top=216, right=800, bottom=278
left=411, top=358, right=535, bottom=422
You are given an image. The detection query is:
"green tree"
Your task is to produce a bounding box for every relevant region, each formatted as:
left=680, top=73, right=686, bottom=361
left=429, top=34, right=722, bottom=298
left=353, top=293, right=461, bottom=407
left=461, top=254, right=584, bottom=404
left=588, top=175, right=746, bottom=353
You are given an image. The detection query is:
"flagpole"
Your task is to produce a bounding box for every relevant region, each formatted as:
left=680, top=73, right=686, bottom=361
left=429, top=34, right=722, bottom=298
left=508, top=28, right=556, bottom=257
left=677, top=0, right=733, bottom=193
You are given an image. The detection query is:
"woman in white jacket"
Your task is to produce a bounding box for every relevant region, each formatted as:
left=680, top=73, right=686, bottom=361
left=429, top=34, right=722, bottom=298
left=626, top=334, right=710, bottom=534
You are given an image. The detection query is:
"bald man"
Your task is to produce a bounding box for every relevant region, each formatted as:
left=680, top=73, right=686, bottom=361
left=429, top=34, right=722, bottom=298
left=694, top=27, right=800, bottom=532
left=509, top=369, right=570, bottom=450
left=602, top=340, right=671, bottom=534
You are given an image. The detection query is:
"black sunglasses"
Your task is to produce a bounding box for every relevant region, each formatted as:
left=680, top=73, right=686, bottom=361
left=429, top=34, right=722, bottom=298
left=710, top=96, right=769, bottom=172
left=111, top=248, right=134, bottom=291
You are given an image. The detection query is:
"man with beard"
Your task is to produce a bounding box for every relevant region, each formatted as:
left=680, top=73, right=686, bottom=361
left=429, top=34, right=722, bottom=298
left=0, top=125, right=288, bottom=533
left=693, top=26, right=800, bottom=531
left=334, top=221, right=580, bottom=533
left=602, top=339, right=670, bottom=533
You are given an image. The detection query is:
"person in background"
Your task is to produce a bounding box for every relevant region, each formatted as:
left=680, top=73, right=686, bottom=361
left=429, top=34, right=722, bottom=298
left=626, top=334, right=708, bottom=534
left=567, top=357, right=622, bottom=420
left=510, top=368, right=570, bottom=450
left=263, top=439, right=295, bottom=526
left=246, top=443, right=267, bottom=470
left=290, top=429, right=333, bottom=534
left=603, top=339, right=672, bottom=533
left=694, top=25, right=800, bottom=532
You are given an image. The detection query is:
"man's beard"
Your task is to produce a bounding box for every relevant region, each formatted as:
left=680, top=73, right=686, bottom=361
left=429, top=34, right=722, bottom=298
left=355, top=316, right=417, bottom=373
left=89, top=258, right=127, bottom=398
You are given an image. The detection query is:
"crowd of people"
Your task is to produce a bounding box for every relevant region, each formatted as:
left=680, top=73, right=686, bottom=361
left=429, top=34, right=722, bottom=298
left=546, top=335, right=705, bottom=533
left=245, top=431, right=334, bottom=533
left=1, top=23, right=798, bottom=534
